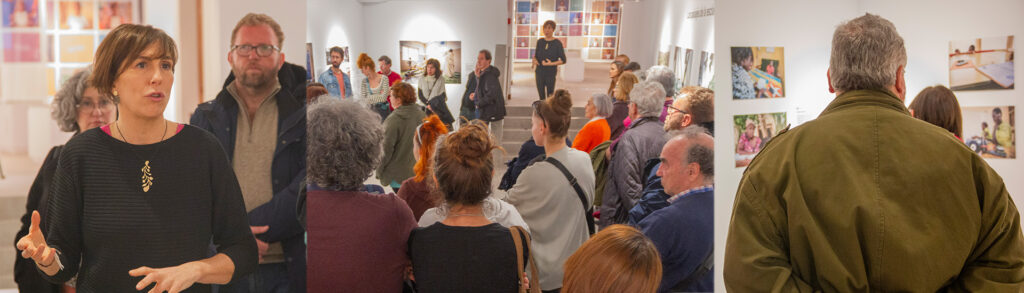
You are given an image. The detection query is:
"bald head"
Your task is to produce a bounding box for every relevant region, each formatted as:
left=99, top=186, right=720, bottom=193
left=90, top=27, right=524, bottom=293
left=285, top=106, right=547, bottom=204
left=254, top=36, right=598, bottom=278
left=657, top=127, right=714, bottom=195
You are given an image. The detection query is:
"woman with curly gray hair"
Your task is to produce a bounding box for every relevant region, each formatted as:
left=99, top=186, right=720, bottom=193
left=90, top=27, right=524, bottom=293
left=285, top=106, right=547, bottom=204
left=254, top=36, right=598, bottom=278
left=305, top=98, right=418, bottom=292
left=14, top=67, right=115, bottom=292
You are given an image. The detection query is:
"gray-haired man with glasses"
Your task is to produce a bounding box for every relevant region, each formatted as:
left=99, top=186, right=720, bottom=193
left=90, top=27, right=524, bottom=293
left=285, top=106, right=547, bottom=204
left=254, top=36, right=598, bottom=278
left=190, top=12, right=307, bottom=293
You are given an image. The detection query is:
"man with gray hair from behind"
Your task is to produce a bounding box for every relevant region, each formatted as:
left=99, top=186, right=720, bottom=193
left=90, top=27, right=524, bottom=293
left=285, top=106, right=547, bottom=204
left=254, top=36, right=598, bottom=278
left=724, top=13, right=1024, bottom=291
left=645, top=65, right=676, bottom=122
left=600, top=81, right=668, bottom=229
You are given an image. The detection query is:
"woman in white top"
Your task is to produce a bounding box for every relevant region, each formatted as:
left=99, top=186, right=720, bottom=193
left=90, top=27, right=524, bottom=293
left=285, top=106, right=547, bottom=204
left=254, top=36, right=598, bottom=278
left=417, top=58, right=453, bottom=129
left=357, top=53, right=391, bottom=120
left=418, top=197, right=530, bottom=233
left=507, top=89, right=596, bottom=292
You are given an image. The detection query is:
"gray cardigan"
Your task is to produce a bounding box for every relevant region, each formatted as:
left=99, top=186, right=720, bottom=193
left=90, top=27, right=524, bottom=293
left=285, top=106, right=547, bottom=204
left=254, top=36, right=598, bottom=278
left=506, top=146, right=595, bottom=290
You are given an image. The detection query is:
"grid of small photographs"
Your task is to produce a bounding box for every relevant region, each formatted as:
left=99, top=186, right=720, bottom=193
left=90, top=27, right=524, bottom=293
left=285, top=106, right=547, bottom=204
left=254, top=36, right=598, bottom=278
left=1, top=0, right=138, bottom=97
left=513, top=0, right=620, bottom=62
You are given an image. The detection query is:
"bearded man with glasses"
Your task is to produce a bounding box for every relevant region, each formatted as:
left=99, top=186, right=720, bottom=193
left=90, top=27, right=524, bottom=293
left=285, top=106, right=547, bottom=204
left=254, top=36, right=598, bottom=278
left=190, top=13, right=308, bottom=293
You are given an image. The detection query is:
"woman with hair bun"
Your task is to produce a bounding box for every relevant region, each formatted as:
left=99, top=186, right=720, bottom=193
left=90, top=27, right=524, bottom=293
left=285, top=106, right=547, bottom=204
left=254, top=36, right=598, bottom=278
left=507, top=89, right=596, bottom=292
left=408, top=121, right=533, bottom=292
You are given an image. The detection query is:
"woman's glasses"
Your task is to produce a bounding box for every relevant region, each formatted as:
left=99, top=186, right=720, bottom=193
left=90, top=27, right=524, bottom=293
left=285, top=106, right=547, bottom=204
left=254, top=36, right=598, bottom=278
left=76, top=98, right=116, bottom=113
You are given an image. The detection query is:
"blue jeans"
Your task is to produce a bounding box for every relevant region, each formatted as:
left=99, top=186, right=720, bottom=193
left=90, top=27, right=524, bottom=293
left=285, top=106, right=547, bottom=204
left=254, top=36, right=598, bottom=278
left=218, top=262, right=290, bottom=293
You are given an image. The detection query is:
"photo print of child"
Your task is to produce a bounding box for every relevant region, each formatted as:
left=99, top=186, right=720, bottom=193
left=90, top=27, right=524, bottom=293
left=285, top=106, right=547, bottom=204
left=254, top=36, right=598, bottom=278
left=734, top=112, right=787, bottom=167
left=731, top=46, right=785, bottom=99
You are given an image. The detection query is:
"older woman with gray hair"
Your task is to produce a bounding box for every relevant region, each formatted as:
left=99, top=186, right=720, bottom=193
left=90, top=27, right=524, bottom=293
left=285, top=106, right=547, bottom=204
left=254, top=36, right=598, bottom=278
left=14, top=67, right=115, bottom=292
left=304, top=98, right=417, bottom=292
left=599, top=81, right=669, bottom=229
left=572, top=93, right=614, bottom=153
left=645, top=65, right=676, bottom=122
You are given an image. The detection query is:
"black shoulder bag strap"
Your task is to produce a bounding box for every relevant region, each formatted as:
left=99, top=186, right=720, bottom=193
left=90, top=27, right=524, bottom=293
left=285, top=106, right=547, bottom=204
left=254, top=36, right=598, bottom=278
left=543, top=156, right=595, bottom=235
left=671, top=248, right=713, bottom=292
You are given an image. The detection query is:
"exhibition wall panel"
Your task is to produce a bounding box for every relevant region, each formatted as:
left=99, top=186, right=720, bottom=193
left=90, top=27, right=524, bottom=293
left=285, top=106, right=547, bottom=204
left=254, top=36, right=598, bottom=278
left=715, top=0, right=1021, bottom=291
left=203, top=0, right=306, bottom=103
left=306, top=0, right=365, bottom=93
left=713, top=0, right=860, bottom=291
left=862, top=0, right=1023, bottom=218
left=360, top=0, right=508, bottom=114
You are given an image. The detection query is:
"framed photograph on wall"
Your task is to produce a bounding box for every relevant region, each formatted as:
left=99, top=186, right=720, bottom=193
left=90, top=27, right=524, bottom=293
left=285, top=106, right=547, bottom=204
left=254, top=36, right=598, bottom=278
left=734, top=112, right=787, bottom=167
left=731, top=46, right=784, bottom=99
left=3, top=0, right=40, bottom=28
left=399, top=40, right=462, bottom=86
left=949, top=35, right=1014, bottom=91
left=963, top=105, right=1016, bottom=159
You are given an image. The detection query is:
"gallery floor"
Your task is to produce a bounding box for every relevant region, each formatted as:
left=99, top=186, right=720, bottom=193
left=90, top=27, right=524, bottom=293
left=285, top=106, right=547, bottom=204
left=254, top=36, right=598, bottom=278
left=507, top=61, right=615, bottom=107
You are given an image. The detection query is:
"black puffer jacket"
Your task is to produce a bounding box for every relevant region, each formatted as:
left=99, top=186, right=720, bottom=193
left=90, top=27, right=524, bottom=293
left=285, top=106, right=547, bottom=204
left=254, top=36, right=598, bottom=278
left=474, top=65, right=505, bottom=122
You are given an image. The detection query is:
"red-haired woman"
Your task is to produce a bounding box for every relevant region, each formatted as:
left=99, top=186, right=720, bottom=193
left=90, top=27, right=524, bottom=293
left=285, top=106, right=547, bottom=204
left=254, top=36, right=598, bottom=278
left=397, top=115, right=449, bottom=220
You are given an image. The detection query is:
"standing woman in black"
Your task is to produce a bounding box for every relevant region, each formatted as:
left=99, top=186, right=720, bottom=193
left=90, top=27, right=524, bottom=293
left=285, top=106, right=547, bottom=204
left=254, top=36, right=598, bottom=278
left=533, top=20, right=566, bottom=100
left=15, top=24, right=257, bottom=293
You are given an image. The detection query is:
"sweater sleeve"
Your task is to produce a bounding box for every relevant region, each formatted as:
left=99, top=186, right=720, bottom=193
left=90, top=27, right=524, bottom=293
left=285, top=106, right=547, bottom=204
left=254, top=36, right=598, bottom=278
left=206, top=138, right=259, bottom=282
left=15, top=147, right=60, bottom=290
left=363, top=78, right=390, bottom=104
left=572, top=122, right=596, bottom=152
left=430, top=78, right=446, bottom=101
left=555, top=40, right=566, bottom=63
left=41, top=144, right=84, bottom=283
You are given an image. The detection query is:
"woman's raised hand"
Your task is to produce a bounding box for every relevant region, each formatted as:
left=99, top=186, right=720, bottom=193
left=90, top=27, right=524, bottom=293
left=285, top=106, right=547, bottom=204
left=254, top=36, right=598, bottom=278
left=16, top=211, right=58, bottom=272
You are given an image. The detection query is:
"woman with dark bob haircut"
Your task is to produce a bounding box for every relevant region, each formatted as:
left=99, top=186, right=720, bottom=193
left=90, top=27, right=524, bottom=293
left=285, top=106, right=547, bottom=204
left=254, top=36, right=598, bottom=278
left=15, top=24, right=257, bottom=292
left=909, top=85, right=963, bottom=139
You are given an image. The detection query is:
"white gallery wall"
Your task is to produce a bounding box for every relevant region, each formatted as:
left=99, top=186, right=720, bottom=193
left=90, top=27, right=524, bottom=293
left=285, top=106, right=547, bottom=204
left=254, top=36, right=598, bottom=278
left=0, top=0, right=184, bottom=161
left=714, top=0, right=1023, bottom=291
left=201, top=0, right=307, bottom=106
left=306, top=0, right=507, bottom=114
left=619, top=0, right=714, bottom=73
left=306, top=0, right=365, bottom=87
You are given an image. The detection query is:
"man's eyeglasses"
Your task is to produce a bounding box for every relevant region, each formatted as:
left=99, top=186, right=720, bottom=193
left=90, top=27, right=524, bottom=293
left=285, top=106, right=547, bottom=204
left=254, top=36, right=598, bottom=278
left=76, top=99, right=115, bottom=113
left=232, top=44, right=280, bottom=57
left=666, top=104, right=687, bottom=115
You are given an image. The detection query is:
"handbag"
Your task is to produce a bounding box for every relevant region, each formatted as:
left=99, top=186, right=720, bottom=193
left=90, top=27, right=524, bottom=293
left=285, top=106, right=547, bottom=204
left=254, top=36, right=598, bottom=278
left=509, top=226, right=541, bottom=293
left=419, top=79, right=456, bottom=126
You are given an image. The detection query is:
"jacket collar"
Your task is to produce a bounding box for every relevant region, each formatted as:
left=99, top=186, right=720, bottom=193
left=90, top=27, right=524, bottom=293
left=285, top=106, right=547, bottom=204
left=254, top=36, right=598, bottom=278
left=630, top=116, right=660, bottom=129
left=821, top=89, right=909, bottom=117
left=216, top=81, right=303, bottom=124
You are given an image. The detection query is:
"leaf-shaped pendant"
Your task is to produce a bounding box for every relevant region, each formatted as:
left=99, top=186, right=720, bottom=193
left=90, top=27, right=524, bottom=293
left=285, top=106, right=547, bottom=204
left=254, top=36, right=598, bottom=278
left=141, top=160, right=153, bottom=192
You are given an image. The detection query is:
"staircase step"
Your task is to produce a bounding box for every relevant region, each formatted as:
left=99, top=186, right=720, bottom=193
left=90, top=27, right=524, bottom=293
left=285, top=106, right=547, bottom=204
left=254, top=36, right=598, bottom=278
left=505, top=106, right=586, bottom=117
left=503, top=116, right=590, bottom=131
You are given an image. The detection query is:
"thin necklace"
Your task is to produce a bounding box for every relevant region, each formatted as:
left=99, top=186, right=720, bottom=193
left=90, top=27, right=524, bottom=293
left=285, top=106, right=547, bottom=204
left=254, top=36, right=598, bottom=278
left=448, top=213, right=485, bottom=218
left=116, top=120, right=167, bottom=193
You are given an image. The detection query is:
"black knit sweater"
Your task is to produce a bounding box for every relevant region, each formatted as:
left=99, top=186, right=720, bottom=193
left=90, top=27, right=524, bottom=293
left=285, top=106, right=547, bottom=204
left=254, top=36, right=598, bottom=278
left=41, top=125, right=257, bottom=292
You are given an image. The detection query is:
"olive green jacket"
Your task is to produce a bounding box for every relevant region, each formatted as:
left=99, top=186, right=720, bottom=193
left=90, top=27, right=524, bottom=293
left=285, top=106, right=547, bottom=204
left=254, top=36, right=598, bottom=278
left=724, top=89, right=1024, bottom=292
left=377, top=104, right=426, bottom=185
